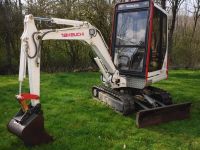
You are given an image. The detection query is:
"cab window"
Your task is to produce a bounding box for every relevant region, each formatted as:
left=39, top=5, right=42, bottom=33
left=149, top=7, right=167, bottom=72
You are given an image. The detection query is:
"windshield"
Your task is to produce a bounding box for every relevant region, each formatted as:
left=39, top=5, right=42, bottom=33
left=116, top=10, right=148, bottom=46
left=114, top=10, right=148, bottom=73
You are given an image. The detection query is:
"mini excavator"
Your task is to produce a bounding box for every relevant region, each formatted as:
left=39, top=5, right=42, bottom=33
left=8, top=0, right=191, bottom=146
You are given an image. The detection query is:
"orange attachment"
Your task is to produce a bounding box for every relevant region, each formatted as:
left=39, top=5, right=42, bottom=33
left=16, top=93, right=39, bottom=112
left=20, top=100, right=29, bottom=112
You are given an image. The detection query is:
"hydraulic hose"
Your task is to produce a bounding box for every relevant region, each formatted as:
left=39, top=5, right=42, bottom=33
left=27, top=30, right=56, bottom=59
left=26, top=32, right=41, bottom=59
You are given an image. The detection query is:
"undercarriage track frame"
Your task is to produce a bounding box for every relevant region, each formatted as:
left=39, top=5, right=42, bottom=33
left=92, top=85, right=191, bottom=128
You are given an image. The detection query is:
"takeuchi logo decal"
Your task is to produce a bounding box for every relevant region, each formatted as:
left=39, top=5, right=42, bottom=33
left=61, top=32, right=84, bottom=37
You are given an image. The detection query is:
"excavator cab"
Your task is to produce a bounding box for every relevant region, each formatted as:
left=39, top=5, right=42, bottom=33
left=106, top=0, right=191, bottom=127
left=112, top=0, right=168, bottom=83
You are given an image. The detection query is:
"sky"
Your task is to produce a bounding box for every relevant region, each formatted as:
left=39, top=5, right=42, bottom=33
left=21, top=0, right=195, bottom=16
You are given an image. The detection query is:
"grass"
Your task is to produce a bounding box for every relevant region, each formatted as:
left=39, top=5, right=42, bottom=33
left=0, top=70, right=200, bottom=150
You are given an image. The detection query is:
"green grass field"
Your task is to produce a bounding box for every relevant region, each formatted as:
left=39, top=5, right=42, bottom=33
left=0, top=70, right=200, bottom=150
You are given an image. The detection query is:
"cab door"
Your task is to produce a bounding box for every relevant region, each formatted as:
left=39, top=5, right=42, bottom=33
left=111, top=0, right=150, bottom=77
left=147, top=5, right=168, bottom=82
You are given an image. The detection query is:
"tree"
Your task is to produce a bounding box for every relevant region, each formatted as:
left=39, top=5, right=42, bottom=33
left=0, top=0, right=13, bottom=73
left=168, top=0, right=184, bottom=55
left=192, top=0, right=200, bottom=37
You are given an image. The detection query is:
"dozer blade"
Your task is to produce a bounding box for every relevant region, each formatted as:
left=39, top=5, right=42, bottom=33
left=7, top=111, right=53, bottom=146
left=136, top=102, right=191, bottom=128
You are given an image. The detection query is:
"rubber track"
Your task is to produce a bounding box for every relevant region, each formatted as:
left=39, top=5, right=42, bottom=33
left=146, top=86, right=172, bottom=105
left=92, top=85, right=134, bottom=115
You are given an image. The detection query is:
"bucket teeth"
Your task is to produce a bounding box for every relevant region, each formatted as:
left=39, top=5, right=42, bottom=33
left=7, top=108, right=53, bottom=146
left=136, top=102, right=191, bottom=128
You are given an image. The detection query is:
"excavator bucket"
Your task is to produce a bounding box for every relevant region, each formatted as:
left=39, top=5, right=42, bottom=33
left=7, top=108, right=53, bottom=146
left=136, top=102, right=191, bottom=128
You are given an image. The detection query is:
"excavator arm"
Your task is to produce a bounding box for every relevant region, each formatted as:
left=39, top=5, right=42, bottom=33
left=19, top=14, right=122, bottom=107
left=8, top=14, right=125, bottom=146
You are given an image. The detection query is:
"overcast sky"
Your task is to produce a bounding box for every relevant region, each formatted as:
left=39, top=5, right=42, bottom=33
left=22, top=0, right=195, bottom=16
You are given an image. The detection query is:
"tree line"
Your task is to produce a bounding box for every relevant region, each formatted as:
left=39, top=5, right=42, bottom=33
left=0, top=0, right=199, bottom=74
